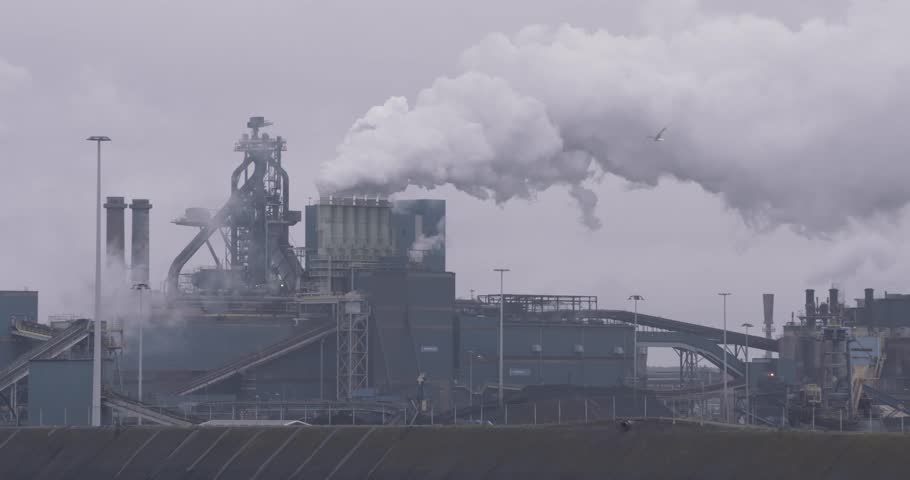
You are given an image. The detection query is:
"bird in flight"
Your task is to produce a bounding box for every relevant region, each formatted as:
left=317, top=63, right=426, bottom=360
left=647, top=127, right=667, bottom=142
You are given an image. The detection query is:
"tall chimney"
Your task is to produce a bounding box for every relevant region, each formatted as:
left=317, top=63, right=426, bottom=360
left=864, top=288, right=875, bottom=325
left=829, top=288, right=839, bottom=318
left=103, top=196, right=127, bottom=276
left=762, top=294, right=774, bottom=358
left=130, top=199, right=152, bottom=285
left=805, top=289, right=816, bottom=326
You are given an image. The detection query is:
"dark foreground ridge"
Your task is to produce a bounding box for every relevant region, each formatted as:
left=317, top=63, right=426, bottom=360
left=0, top=420, right=908, bottom=479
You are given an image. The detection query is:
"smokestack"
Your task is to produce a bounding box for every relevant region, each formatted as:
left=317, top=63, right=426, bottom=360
left=805, top=289, right=816, bottom=327
left=130, top=199, right=152, bottom=285
left=864, top=288, right=875, bottom=325
left=762, top=294, right=774, bottom=359
left=103, top=196, right=127, bottom=275
left=829, top=288, right=839, bottom=317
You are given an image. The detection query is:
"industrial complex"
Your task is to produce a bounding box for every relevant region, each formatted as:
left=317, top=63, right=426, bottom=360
left=2, top=117, right=909, bottom=436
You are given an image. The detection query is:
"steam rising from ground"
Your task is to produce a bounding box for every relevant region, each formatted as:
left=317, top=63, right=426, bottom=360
left=318, top=2, right=910, bottom=233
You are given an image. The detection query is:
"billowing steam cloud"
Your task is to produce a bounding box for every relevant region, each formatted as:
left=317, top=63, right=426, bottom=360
left=409, top=217, right=446, bottom=263
left=318, top=2, right=910, bottom=233
left=809, top=229, right=899, bottom=285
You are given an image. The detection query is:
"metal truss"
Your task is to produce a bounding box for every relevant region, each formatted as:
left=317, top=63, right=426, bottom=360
left=337, top=296, right=369, bottom=400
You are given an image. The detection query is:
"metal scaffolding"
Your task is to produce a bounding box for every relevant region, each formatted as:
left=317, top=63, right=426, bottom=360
left=337, top=295, right=369, bottom=400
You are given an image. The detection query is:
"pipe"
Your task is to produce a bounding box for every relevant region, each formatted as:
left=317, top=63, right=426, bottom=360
left=130, top=199, right=152, bottom=285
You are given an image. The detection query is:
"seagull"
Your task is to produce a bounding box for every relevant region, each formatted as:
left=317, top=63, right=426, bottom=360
left=647, top=126, right=667, bottom=142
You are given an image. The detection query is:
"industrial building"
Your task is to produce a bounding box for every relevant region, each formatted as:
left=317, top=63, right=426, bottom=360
left=1, top=117, right=906, bottom=431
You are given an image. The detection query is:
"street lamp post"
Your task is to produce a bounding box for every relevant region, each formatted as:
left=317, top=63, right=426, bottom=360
left=742, top=322, right=753, bottom=425
left=628, top=295, right=645, bottom=392
left=132, top=283, right=149, bottom=424
left=718, top=292, right=732, bottom=423
left=87, top=135, right=110, bottom=426
left=494, top=268, right=510, bottom=409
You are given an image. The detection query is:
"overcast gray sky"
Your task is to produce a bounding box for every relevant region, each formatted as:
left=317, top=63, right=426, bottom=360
left=2, top=0, right=906, bottom=361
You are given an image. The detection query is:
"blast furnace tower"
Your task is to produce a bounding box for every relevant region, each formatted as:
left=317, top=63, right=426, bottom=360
left=167, top=117, right=303, bottom=295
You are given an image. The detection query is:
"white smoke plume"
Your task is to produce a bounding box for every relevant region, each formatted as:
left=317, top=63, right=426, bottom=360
left=809, top=230, right=898, bottom=285
left=318, top=2, right=910, bottom=233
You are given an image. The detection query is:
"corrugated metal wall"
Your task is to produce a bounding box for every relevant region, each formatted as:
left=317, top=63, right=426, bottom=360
left=28, top=359, right=94, bottom=426
left=458, top=316, right=634, bottom=388
left=360, top=270, right=455, bottom=403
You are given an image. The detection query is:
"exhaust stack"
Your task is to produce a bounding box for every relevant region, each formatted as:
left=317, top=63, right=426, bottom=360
left=762, top=294, right=774, bottom=358
left=805, top=289, right=816, bottom=327
left=828, top=288, right=839, bottom=318
left=103, top=196, right=127, bottom=284
left=130, top=199, right=152, bottom=285
left=864, top=288, right=875, bottom=325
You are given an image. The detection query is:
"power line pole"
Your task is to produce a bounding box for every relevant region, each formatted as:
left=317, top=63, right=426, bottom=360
left=742, top=322, right=753, bottom=425
left=628, top=295, right=645, bottom=393
left=718, top=292, right=732, bottom=423
left=494, top=268, right=510, bottom=410
left=87, top=135, right=111, bottom=426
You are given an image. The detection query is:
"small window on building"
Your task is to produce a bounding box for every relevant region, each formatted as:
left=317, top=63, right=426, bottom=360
left=573, top=344, right=585, bottom=354
left=531, top=344, right=542, bottom=353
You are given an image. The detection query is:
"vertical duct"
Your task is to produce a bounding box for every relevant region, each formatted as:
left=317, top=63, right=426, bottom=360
left=103, top=196, right=127, bottom=281
left=762, top=294, right=774, bottom=359
left=805, top=289, right=816, bottom=327
left=130, top=199, right=152, bottom=285
left=864, top=288, right=875, bottom=325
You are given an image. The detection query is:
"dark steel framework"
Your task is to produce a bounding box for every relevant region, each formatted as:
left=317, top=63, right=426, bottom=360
left=167, top=117, right=303, bottom=295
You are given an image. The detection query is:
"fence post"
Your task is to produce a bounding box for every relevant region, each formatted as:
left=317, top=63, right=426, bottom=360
left=612, top=396, right=616, bottom=421
left=454, top=404, right=457, bottom=425
left=505, top=404, right=509, bottom=425
left=533, top=404, right=537, bottom=425
left=39, top=409, right=43, bottom=426
left=431, top=407, right=434, bottom=425
left=644, top=397, right=647, bottom=418
left=558, top=400, right=562, bottom=424
left=481, top=404, right=484, bottom=424
left=584, top=399, right=588, bottom=423
left=839, top=409, right=843, bottom=432
left=352, top=408, right=356, bottom=425
left=64, top=408, right=67, bottom=425
left=812, top=406, right=815, bottom=431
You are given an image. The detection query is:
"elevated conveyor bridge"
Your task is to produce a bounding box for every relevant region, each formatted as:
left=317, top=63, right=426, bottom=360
left=587, top=310, right=778, bottom=352
left=0, top=319, right=92, bottom=393
left=174, top=321, right=336, bottom=396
